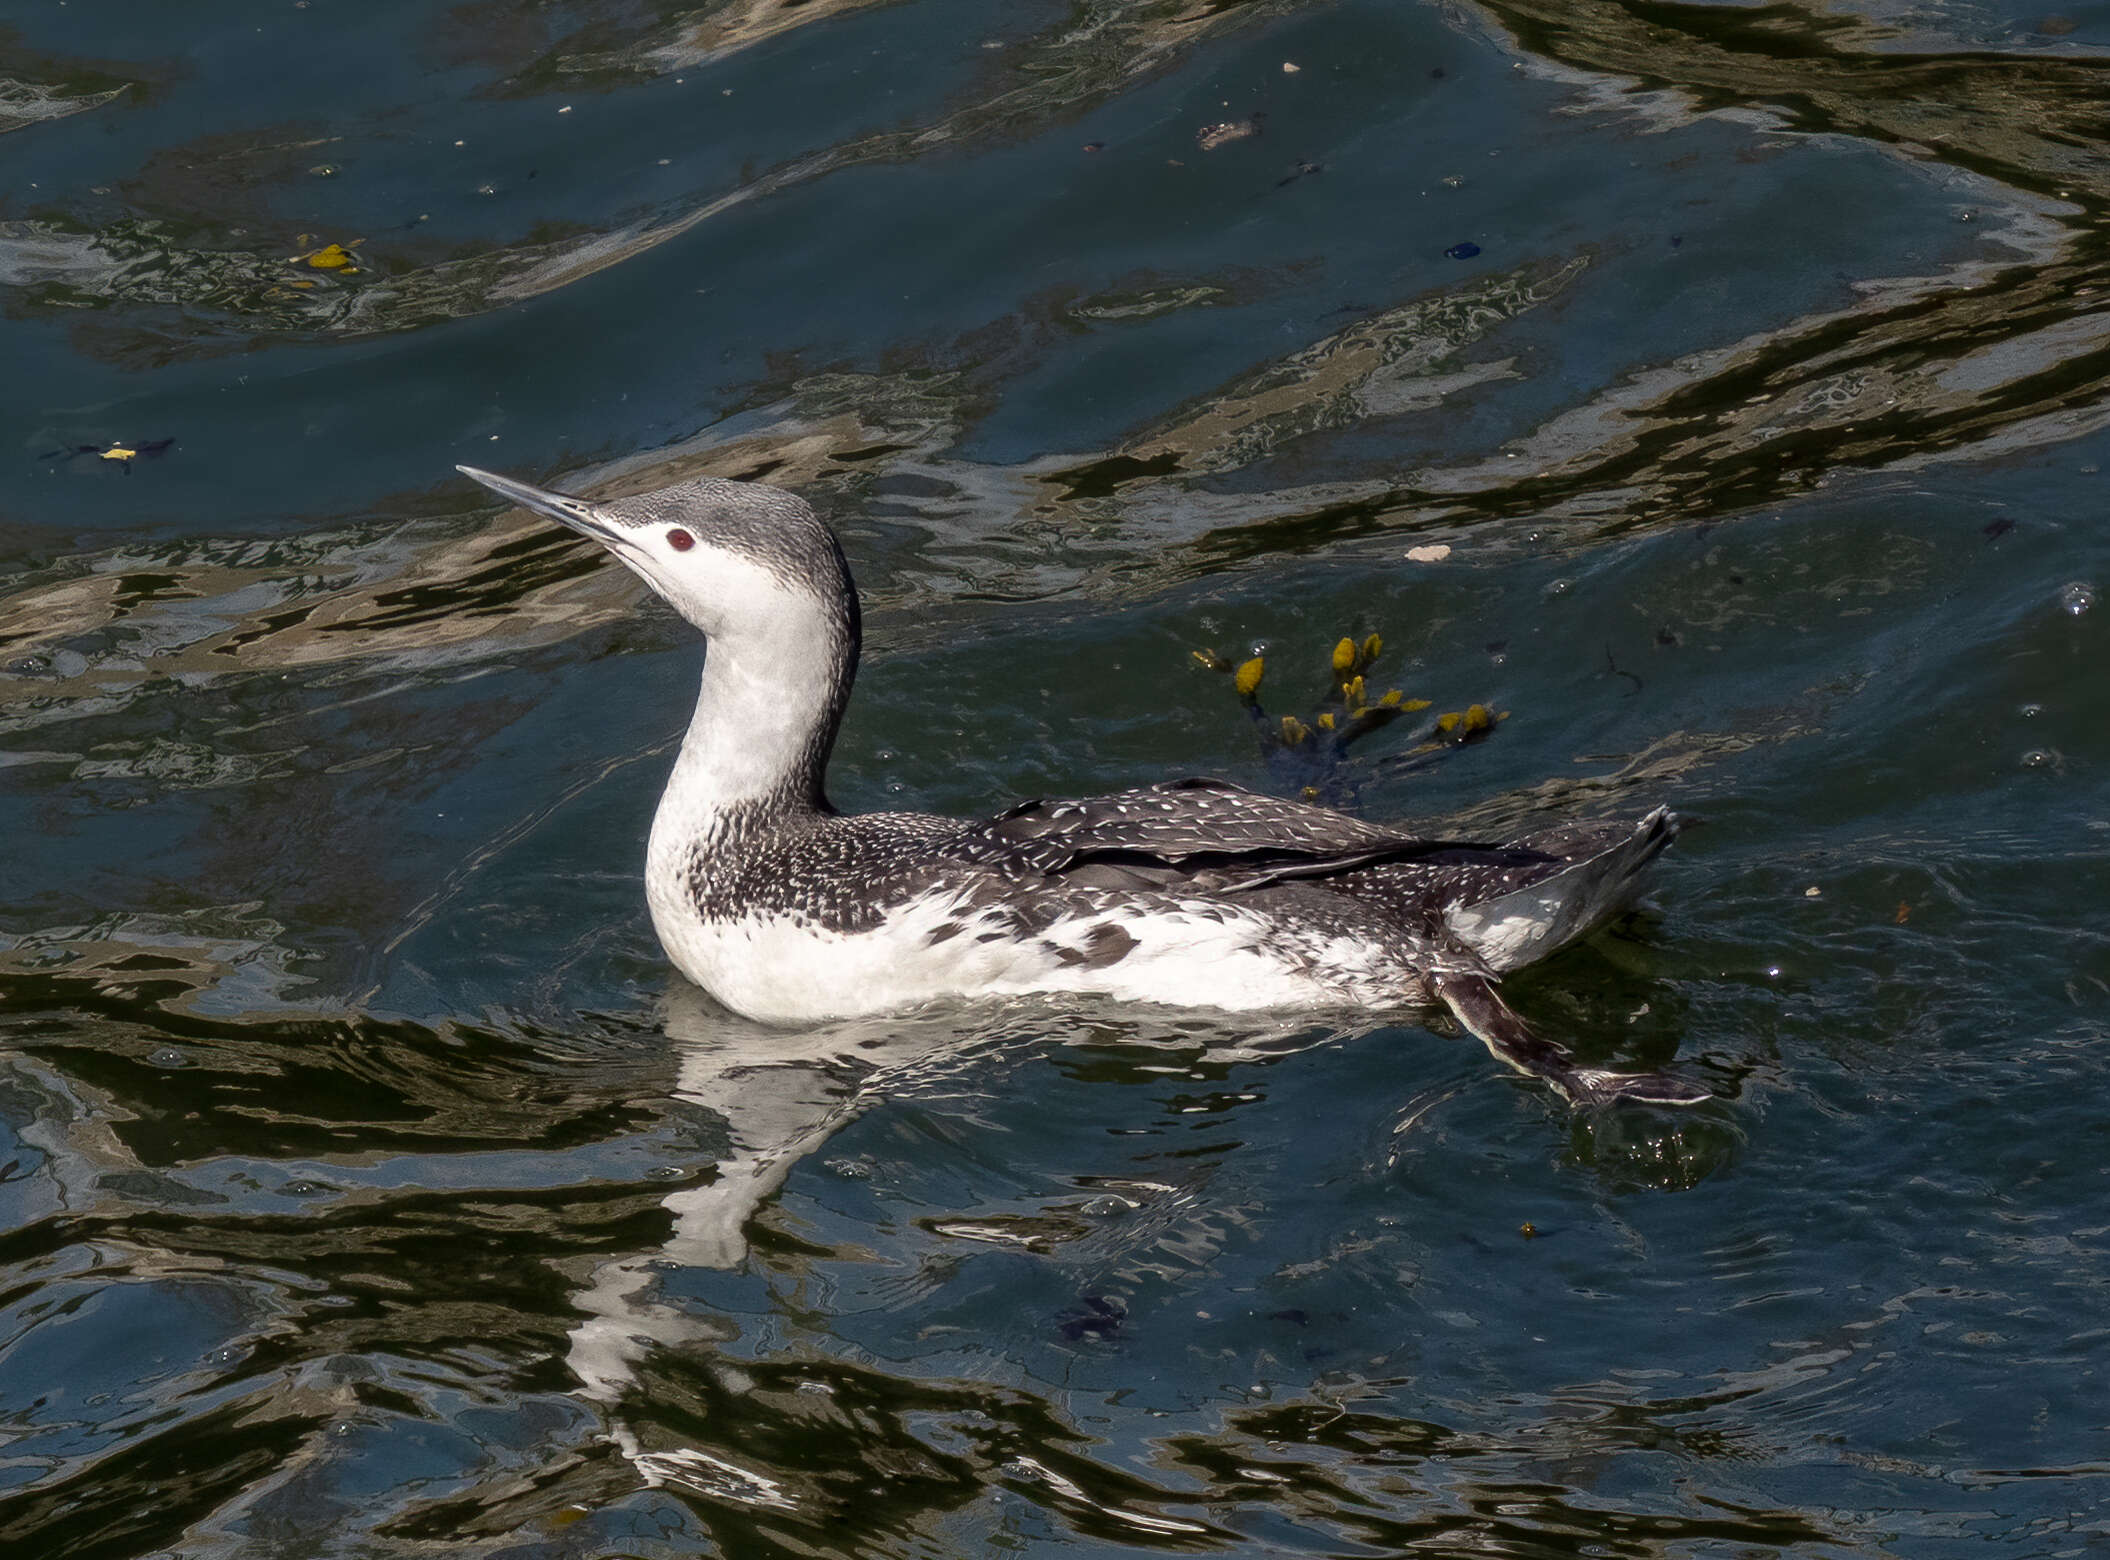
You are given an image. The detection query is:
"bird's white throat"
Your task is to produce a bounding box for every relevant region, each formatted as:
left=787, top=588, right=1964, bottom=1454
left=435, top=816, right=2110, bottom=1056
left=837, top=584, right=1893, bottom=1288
left=646, top=571, right=853, bottom=875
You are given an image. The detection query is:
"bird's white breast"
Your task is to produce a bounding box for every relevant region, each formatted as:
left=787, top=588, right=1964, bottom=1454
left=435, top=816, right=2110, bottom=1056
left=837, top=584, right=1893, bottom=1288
left=647, top=882, right=1397, bottom=1024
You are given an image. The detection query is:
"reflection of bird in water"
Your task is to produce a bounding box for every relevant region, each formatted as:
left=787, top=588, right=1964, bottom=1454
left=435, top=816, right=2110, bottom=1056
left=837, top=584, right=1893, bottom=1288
left=565, top=983, right=899, bottom=1404
left=564, top=986, right=1331, bottom=1397
left=564, top=985, right=1370, bottom=1496
left=460, top=464, right=1706, bottom=1110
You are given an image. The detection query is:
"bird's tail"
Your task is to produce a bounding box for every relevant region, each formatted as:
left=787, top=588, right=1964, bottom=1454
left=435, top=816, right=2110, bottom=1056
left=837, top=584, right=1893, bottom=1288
left=1444, top=807, right=1678, bottom=974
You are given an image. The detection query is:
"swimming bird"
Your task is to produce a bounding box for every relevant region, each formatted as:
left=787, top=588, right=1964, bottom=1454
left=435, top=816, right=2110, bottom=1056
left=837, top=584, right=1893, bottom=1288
left=458, top=466, right=1706, bottom=1108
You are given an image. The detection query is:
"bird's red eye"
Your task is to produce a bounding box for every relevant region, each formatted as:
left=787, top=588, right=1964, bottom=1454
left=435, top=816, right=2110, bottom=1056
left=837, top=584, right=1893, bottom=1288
left=667, top=528, right=695, bottom=552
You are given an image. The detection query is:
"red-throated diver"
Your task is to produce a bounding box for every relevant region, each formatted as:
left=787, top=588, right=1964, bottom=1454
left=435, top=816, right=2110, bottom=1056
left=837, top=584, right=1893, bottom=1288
left=458, top=465, right=1707, bottom=1108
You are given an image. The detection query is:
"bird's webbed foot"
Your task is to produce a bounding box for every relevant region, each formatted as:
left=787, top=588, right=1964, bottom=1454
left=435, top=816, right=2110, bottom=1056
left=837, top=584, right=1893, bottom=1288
left=1430, top=969, right=1709, bottom=1110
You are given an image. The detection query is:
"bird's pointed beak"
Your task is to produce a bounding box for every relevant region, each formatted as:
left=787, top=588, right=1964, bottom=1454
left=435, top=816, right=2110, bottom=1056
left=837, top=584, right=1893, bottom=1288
left=456, top=464, right=621, bottom=544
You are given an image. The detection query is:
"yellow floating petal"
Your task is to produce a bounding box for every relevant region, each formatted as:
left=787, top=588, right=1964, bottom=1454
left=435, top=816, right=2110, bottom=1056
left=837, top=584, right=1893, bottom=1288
left=1361, top=632, right=1382, bottom=668
left=1316, top=711, right=1336, bottom=731
left=100, top=446, right=136, bottom=462
left=1400, top=697, right=1431, bottom=712
left=1280, top=715, right=1309, bottom=746
left=1331, top=637, right=1356, bottom=676
left=1234, top=656, right=1265, bottom=697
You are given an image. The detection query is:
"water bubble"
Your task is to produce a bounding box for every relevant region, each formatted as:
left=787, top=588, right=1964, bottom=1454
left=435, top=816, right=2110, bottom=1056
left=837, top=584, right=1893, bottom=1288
left=2057, top=581, right=2095, bottom=615
left=2021, top=748, right=2061, bottom=771
left=2019, top=702, right=2043, bottom=718
left=149, top=1047, right=190, bottom=1068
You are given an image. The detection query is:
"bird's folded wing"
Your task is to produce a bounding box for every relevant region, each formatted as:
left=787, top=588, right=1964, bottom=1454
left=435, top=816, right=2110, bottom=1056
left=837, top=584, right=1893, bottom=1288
left=954, top=777, right=1542, bottom=889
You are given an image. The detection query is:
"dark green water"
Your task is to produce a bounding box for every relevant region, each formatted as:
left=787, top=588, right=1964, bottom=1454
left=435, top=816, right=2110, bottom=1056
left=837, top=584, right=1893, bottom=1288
left=3, top=2, right=2108, bottom=1555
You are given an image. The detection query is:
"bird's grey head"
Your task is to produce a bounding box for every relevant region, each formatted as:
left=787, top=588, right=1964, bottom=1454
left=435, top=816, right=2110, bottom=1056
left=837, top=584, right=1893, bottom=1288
left=457, top=465, right=856, bottom=647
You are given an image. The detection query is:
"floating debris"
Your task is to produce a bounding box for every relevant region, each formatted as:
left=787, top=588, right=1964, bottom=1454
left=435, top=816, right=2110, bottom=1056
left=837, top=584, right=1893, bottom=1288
left=1196, top=114, right=1262, bottom=151
left=290, top=236, right=365, bottom=273
left=1445, top=241, right=1481, bottom=260
left=1405, top=543, right=1451, bottom=562
left=1196, top=633, right=1434, bottom=800
left=1432, top=704, right=1506, bottom=743
left=41, top=438, right=175, bottom=475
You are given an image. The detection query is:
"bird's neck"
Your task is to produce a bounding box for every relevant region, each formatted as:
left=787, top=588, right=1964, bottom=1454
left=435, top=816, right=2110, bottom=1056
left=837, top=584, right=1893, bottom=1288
left=649, top=609, right=857, bottom=862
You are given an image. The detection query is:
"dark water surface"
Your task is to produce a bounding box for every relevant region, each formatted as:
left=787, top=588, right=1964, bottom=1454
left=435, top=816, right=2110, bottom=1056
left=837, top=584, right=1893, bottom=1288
left=4, top=2, right=2109, bottom=1555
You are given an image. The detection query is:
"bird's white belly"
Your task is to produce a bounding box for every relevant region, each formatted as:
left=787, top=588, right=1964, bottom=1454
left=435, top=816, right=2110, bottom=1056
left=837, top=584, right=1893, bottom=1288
left=650, top=887, right=1394, bottom=1024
